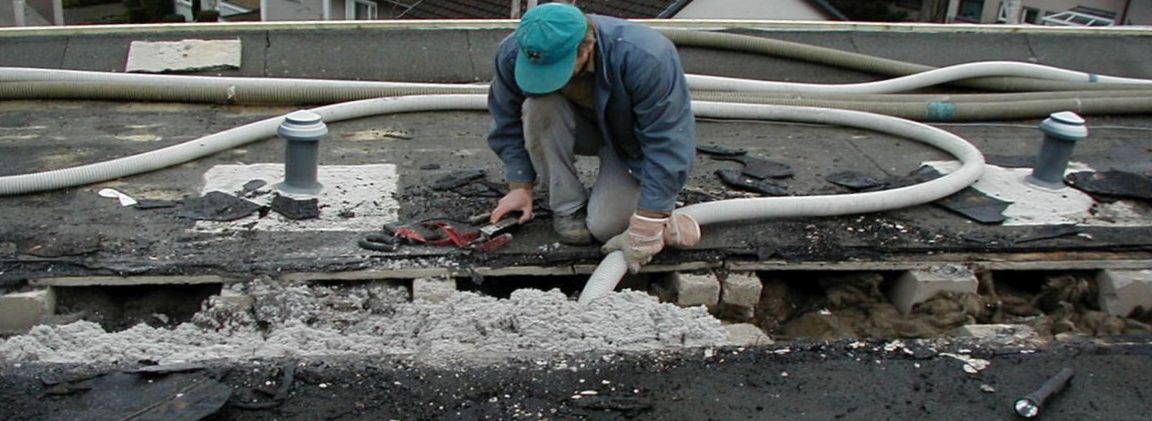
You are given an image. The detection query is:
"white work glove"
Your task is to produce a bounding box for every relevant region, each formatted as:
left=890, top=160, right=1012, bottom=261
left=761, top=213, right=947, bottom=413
left=601, top=213, right=701, bottom=274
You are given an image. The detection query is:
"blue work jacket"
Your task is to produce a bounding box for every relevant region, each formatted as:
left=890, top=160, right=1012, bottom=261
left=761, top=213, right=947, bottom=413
left=487, top=15, right=696, bottom=212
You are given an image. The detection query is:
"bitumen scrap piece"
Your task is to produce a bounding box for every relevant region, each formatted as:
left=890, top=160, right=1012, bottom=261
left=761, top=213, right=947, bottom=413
left=714, top=169, right=789, bottom=196
left=1066, top=170, right=1152, bottom=201
left=16, top=235, right=102, bottom=257
left=45, top=372, right=231, bottom=420
left=431, top=169, right=487, bottom=191
left=934, top=187, right=1012, bottom=224
left=711, top=155, right=794, bottom=179
left=985, top=154, right=1036, bottom=168
left=133, top=199, right=179, bottom=210
left=240, top=179, right=268, bottom=196
left=696, top=142, right=747, bottom=156
left=127, top=362, right=207, bottom=375
left=178, top=191, right=263, bottom=221
left=826, top=171, right=887, bottom=191
left=270, top=195, right=321, bottom=220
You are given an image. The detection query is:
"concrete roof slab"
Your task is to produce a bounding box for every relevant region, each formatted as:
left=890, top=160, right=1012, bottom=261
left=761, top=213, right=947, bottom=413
left=266, top=29, right=487, bottom=83
left=850, top=32, right=1034, bottom=67
left=0, top=37, right=65, bottom=68
left=60, top=32, right=268, bottom=76
left=1026, top=34, right=1152, bottom=78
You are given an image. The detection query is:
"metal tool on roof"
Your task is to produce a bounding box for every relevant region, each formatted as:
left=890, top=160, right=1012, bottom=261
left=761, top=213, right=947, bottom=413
left=357, top=215, right=520, bottom=253
left=1014, top=367, right=1075, bottom=418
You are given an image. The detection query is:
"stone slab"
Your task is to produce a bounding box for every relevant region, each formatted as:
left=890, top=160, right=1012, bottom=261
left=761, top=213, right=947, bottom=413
left=725, top=323, right=773, bottom=346
left=126, top=39, right=242, bottom=73
left=889, top=265, right=978, bottom=314
left=32, top=275, right=226, bottom=287
left=1097, top=269, right=1152, bottom=317
left=412, top=275, right=456, bottom=303
left=0, top=288, right=55, bottom=334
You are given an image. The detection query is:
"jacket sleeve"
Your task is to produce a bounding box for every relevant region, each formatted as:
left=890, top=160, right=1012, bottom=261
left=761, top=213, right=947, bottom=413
left=486, top=43, right=536, bottom=185
left=624, top=47, right=696, bottom=212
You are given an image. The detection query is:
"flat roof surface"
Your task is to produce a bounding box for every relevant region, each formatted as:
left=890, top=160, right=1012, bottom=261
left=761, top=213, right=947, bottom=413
left=1, top=22, right=1151, bottom=285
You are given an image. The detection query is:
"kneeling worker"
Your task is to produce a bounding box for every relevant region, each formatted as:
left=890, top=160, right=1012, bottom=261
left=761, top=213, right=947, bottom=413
left=486, top=3, right=700, bottom=273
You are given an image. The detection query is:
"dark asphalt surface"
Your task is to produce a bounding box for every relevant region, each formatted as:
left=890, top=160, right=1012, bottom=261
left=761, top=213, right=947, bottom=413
left=1, top=338, right=1150, bottom=420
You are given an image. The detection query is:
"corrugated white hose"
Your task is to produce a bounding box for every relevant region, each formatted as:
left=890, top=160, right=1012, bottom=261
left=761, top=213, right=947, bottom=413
left=687, top=61, right=1152, bottom=94
left=0, top=95, right=488, bottom=195
left=4, top=60, right=1151, bottom=98
left=0, top=67, right=488, bottom=92
left=577, top=101, right=985, bottom=304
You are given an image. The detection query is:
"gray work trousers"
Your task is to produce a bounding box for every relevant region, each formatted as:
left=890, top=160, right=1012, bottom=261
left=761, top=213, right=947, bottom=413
left=522, top=94, right=640, bottom=242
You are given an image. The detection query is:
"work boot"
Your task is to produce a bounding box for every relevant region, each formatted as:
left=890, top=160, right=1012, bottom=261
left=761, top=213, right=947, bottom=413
left=553, top=210, right=593, bottom=245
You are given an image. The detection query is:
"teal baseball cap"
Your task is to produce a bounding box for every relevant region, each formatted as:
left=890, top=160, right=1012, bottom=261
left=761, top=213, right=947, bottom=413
left=514, top=3, right=588, bottom=94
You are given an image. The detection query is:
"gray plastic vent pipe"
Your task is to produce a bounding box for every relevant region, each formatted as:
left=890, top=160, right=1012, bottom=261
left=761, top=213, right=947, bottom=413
left=1027, top=111, right=1089, bottom=189
left=277, top=110, right=327, bottom=195
left=577, top=101, right=986, bottom=303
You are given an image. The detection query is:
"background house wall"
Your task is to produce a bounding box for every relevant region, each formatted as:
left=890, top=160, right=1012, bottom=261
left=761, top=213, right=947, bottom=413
left=264, top=0, right=325, bottom=20
left=673, top=0, right=828, bottom=20
left=955, top=0, right=1129, bottom=24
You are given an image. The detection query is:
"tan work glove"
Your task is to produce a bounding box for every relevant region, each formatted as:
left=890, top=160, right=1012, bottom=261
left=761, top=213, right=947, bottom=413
left=663, top=213, right=701, bottom=249
left=602, top=214, right=667, bottom=274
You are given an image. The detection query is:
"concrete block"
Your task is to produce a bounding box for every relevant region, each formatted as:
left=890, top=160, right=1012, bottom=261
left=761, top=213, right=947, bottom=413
left=889, top=265, right=978, bottom=314
left=720, top=272, right=762, bottom=308
left=1097, top=269, right=1152, bottom=317
left=412, top=276, right=457, bottom=303
left=0, top=288, right=56, bottom=334
left=658, top=272, right=720, bottom=308
left=725, top=323, right=773, bottom=346
left=126, top=39, right=242, bottom=73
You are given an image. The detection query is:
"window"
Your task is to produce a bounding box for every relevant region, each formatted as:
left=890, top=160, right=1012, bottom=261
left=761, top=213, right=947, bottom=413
left=957, top=0, right=984, bottom=22
left=995, top=2, right=1039, bottom=23
left=348, top=0, right=377, bottom=20
left=1042, top=10, right=1115, bottom=26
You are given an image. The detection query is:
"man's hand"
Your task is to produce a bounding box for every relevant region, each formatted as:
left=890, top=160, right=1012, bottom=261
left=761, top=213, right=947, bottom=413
left=601, top=214, right=667, bottom=274
left=491, top=187, right=535, bottom=224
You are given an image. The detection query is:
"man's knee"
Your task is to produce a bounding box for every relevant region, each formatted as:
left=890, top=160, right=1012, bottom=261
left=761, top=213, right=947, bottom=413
left=522, top=94, right=570, bottom=122
left=587, top=210, right=630, bottom=243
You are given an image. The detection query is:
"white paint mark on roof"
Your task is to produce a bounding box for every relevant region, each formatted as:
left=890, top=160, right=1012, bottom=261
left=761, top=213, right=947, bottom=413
left=927, top=161, right=1152, bottom=227
left=194, top=163, right=398, bottom=232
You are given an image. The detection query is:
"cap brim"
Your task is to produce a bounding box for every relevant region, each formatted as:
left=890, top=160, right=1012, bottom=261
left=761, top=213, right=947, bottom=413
left=515, top=49, right=578, bottom=95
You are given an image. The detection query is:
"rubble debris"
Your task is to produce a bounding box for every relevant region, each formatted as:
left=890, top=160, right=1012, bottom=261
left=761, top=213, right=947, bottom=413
left=1013, top=224, right=1083, bottom=244
left=1065, top=170, right=1152, bottom=201
left=16, top=235, right=102, bottom=257
left=940, top=352, right=990, bottom=373
left=270, top=195, right=321, bottom=220
left=714, top=169, right=788, bottom=196
left=710, top=155, right=794, bottom=179
left=231, top=364, right=296, bottom=410
left=431, top=169, right=486, bottom=191
left=178, top=191, right=262, bottom=221
left=97, top=188, right=138, bottom=207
